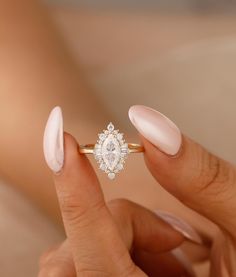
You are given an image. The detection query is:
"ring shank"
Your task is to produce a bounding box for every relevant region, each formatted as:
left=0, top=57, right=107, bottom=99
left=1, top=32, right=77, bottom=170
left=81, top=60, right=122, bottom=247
left=79, top=143, right=144, bottom=154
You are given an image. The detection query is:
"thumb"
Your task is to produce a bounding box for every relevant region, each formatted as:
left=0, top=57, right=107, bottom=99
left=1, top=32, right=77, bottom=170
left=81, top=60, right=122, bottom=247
left=129, top=105, right=236, bottom=237
left=43, top=107, right=140, bottom=276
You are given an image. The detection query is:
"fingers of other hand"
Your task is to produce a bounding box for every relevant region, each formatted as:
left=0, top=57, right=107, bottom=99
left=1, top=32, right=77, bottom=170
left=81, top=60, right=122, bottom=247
left=129, top=105, right=236, bottom=237
left=39, top=199, right=201, bottom=277
left=108, top=199, right=198, bottom=277
left=107, top=199, right=185, bottom=252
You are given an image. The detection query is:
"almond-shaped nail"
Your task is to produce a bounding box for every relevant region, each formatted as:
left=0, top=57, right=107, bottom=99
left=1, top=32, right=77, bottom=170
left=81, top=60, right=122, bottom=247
left=155, top=210, right=202, bottom=245
left=128, top=105, right=182, bottom=155
left=43, top=106, right=64, bottom=173
left=171, top=248, right=196, bottom=277
left=221, top=256, right=230, bottom=277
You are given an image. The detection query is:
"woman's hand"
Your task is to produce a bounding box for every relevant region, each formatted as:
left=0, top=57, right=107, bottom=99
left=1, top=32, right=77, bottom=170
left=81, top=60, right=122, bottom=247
left=39, top=132, right=200, bottom=277
left=40, top=105, right=236, bottom=276
left=127, top=105, right=235, bottom=276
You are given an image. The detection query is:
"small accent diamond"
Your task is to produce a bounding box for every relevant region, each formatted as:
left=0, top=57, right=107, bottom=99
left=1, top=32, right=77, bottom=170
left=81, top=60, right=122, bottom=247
left=99, top=133, right=106, bottom=141
left=108, top=172, right=115, bottom=180
left=107, top=122, right=114, bottom=132
left=100, top=163, right=107, bottom=171
left=117, top=133, right=123, bottom=140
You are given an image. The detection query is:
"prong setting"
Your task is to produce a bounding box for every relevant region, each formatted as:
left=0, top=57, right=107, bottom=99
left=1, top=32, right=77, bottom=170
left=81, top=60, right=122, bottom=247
left=94, top=122, right=129, bottom=179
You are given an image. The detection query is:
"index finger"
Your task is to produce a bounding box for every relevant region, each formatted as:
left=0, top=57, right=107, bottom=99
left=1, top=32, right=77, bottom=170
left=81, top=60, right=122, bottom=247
left=129, top=105, right=236, bottom=237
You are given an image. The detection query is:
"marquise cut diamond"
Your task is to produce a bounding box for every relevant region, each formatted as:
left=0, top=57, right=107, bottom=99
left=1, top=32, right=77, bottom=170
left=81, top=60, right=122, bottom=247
left=94, top=122, right=129, bottom=179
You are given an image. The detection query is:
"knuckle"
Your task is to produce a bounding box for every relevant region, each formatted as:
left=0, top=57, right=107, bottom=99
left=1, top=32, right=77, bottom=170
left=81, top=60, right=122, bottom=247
left=59, top=193, right=86, bottom=219
left=183, top=148, right=235, bottom=206
left=60, top=193, right=106, bottom=228
left=197, top=153, right=233, bottom=195
left=108, top=198, right=132, bottom=215
left=204, top=154, right=221, bottom=188
left=196, top=152, right=221, bottom=193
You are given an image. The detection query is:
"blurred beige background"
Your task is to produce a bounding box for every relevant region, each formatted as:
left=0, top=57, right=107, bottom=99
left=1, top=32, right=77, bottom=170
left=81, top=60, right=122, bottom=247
left=1, top=4, right=236, bottom=277
left=54, top=9, right=236, bottom=163
left=49, top=0, right=236, bottom=12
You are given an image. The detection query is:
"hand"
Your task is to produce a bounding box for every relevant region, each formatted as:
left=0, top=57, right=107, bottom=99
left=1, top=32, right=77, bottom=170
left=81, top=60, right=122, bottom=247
left=127, top=105, right=235, bottom=276
left=40, top=105, right=236, bottom=276
left=40, top=132, right=200, bottom=277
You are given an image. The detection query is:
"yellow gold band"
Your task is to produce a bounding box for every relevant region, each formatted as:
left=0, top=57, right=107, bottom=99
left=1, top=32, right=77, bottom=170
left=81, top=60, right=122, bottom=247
left=79, top=143, right=144, bottom=154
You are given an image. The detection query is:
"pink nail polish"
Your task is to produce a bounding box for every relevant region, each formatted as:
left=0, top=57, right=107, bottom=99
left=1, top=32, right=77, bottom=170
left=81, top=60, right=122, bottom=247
left=171, top=248, right=196, bottom=277
left=155, top=210, right=202, bottom=245
left=128, top=105, right=182, bottom=155
left=221, top=257, right=230, bottom=277
left=43, top=106, right=64, bottom=173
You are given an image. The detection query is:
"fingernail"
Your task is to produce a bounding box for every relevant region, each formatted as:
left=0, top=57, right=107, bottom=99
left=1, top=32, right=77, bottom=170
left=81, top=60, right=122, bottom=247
left=43, top=106, right=64, bottom=173
left=171, top=248, right=196, bottom=277
left=128, top=105, right=182, bottom=155
left=155, top=210, right=202, bottom=245
left=221, top=257, right=230, bottom=277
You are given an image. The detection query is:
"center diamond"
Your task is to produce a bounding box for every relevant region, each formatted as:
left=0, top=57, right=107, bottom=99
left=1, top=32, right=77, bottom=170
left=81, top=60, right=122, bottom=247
left=102, top=134, right=120, bottom=171
left=94, top=122, right=129, bottom=179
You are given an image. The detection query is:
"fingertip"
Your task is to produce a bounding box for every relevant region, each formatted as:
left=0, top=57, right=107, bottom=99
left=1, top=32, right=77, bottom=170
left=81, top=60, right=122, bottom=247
left=43, top=106, right=64, bottom=173
left=128, top=105, right=136, bottom=125
left=171, top=248, right=196, bottom=277
left=53, top=131, right=103, bottom=207
left=154, top=210, right=202, bottom=245
left=63, top=132, right=81, bottom=166
left=128, top=105, right=147, bottom=128
left=128, top=105, right=182, bottom=156
left=52, top=132, right=80, bottom=177
left=57, top=132, right=90, bottom=171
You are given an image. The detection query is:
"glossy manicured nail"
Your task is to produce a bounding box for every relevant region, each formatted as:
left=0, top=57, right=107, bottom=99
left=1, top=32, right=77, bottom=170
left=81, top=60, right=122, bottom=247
left=171, top=248, right=196, bottom=277
left=221, top=257, right=230, bottom=277
left=43, top=106, right=64, bottom=173
left=128, top=105, right=182, bottom=155
left=155, top=210, right=202, bottom=245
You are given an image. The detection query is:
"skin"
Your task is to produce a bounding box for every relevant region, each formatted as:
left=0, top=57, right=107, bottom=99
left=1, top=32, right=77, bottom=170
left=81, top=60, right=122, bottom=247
left=0, top=0, right=106, bottom=222
left=0, top=0, right=234, bottom=275
left=39, top=131, right=236, bottom=276
left=0, top=0, right=176, bottom=227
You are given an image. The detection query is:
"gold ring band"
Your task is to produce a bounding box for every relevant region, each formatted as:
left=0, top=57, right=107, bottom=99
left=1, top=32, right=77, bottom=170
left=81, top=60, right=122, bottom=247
left=79, top=143, right=144, bottom=154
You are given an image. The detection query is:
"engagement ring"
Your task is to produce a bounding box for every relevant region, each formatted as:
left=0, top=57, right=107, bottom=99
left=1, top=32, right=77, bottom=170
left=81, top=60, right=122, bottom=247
left=79, top=123, right=144, bottom=180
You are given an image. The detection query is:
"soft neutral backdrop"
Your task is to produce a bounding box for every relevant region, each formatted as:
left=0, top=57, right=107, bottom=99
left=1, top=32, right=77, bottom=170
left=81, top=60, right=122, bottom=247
left=1, top=5, right=236, bottom=277
left=48, top=0, right=236, bottom=12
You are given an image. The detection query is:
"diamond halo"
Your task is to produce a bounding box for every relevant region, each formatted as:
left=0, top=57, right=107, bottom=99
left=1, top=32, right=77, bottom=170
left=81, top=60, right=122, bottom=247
left=93, top=123, right=129, bottom=180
